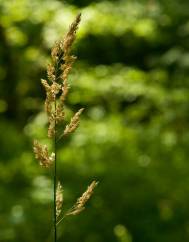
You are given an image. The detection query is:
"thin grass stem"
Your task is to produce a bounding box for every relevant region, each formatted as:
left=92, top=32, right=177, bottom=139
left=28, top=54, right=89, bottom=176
left=54, top=99, right=57, bottom=242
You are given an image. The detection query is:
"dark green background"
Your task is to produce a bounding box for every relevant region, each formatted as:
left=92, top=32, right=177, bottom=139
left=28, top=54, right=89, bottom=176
left=0, top=0, right=189, bottom=241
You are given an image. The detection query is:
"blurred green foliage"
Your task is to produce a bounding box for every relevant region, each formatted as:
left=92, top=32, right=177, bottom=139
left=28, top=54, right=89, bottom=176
left=0, top=0, right=189, bottom=242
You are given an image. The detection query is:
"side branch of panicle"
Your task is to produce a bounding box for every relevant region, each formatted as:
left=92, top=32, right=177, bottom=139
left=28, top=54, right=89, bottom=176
left=60, top=13, right=81, bottom=90
left=63, top=13, right=81, bottom=56
left=33, top=140, right=55, bottom=168
left=63, top=108, right=84, bottom=136
left=65, top=181, right=98, bottom=216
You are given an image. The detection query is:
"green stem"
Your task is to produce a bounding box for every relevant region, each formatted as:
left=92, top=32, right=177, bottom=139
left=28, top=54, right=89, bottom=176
left=53, top=51, right=63, bottom=241
left=54, top=99, right=57, bottom=242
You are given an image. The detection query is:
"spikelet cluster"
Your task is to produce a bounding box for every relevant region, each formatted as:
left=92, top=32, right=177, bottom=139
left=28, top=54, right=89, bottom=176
left=66, top=181, right=98, bottom=216
left=33, top=140, right=55, bottom=167
left=63, top=108, right=84, bottom=136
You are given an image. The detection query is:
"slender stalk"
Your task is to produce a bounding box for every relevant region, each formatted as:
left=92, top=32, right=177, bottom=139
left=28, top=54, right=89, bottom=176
left=54, top=99, right=57, bottom=242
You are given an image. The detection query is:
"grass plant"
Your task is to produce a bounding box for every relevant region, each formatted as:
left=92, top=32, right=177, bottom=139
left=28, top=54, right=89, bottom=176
left=33, top=13, right=98, bottom=242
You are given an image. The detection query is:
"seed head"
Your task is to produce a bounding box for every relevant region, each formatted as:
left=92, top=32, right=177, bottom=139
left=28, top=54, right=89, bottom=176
left=66, top=181, right=98, bottom=216
left=33, top=140, right=54, bottom=168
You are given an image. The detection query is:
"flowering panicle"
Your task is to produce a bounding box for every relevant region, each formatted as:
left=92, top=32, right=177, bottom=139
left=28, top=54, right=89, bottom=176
left=32, top=13, right=98, bottom=233
left=33, top=13, right=83, bottom=167
left=63, top=108, right=84, bottom=136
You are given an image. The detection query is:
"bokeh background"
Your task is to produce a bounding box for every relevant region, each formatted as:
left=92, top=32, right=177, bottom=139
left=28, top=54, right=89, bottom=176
left=0, top=0, right=189, bottom=241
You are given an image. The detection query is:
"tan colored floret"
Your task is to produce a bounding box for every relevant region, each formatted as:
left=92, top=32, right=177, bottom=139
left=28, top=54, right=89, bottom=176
left=33, top=140, right=54, bottom=168
left=63, top=108, right=84, bottom=136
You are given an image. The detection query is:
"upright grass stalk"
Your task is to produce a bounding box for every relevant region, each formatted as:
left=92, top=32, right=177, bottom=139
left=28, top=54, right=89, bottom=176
left=33, top=13, right=98, bottom=241
left=54, top=99, right=57, bottom=241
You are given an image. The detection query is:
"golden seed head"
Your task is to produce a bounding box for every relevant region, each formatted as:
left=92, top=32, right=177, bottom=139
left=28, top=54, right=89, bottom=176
left=63, top=108, right=84, bottom=136
left=66, top=181, right=98, bottom=216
